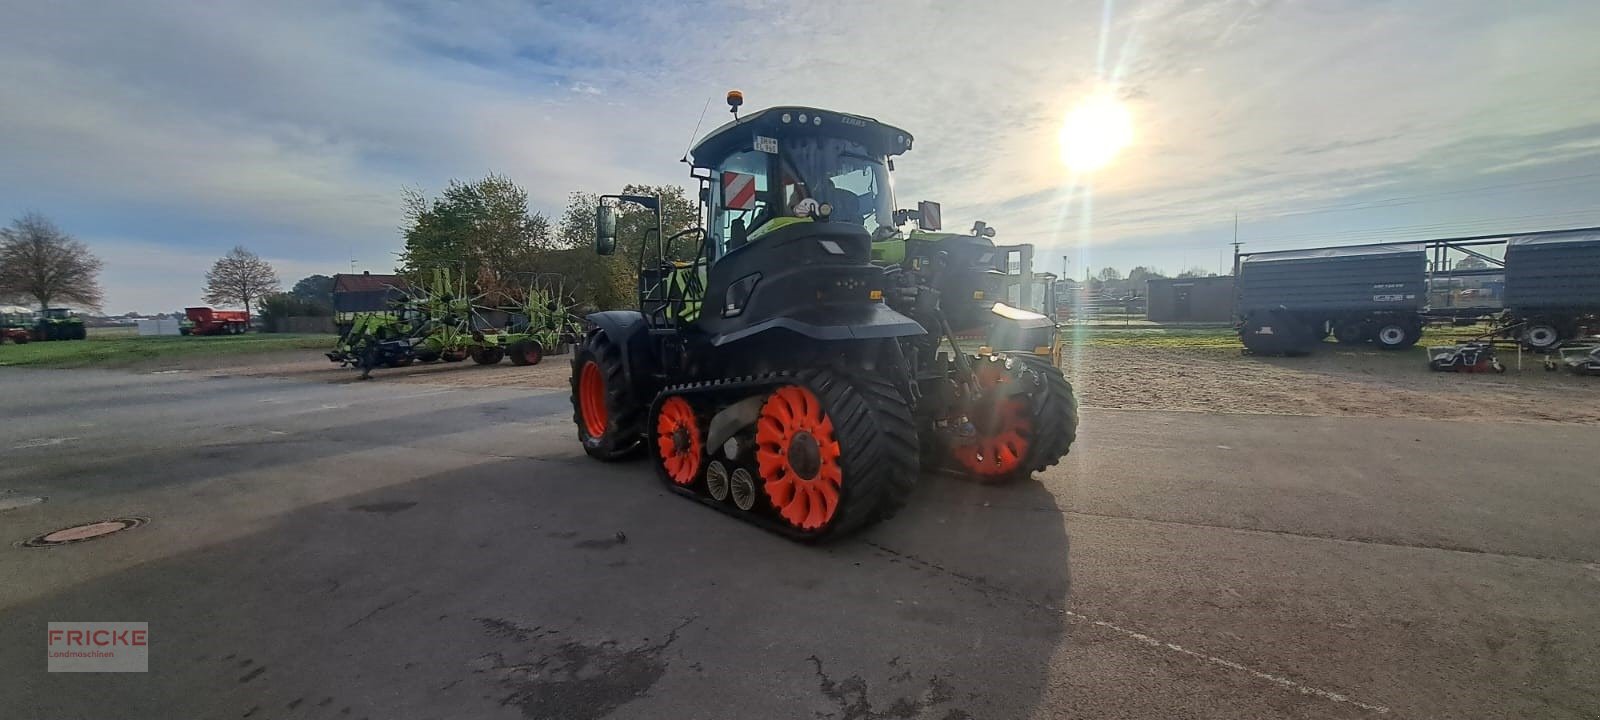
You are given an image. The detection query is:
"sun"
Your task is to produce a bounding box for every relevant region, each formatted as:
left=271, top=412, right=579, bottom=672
left=1058, top=90, right=1133, bottom=173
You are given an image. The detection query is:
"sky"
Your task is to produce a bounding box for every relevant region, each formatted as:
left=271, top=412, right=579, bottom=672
left=3, top=0, right=1600, bottom=313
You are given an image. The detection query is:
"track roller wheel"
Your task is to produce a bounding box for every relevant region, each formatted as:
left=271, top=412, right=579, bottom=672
left=950, top=354, right=1078, bottom=485
left=472, top=346, right=505, bottom=365
left=569, top=329, right=644, bottom=460
left=654, top=396, right=704, bottom=486
left=729, top=467, right=758, bottom=511
left=508, top=339, right=543, bottom=366
left=753, top=369, right=917, bottom=540
left=705, top=460, right=731, bottom=502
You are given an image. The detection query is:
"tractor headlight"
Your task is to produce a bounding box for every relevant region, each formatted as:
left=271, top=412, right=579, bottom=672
left=723, top=273, right=761, bottom=317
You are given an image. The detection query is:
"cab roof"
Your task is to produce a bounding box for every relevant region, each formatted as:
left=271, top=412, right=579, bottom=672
left=689, top=106, right=914, bottom=166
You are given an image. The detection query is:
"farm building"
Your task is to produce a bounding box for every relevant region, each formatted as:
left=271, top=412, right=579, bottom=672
left=1146, top=276, right=1235, bottom=323
left=332, top=272, right=410, bottom=316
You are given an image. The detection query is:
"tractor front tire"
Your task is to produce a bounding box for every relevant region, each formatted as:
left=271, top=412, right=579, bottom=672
left=950, top=354, right=1078, bottom=485
left=571, top=330, right=644, bottom=461
left=508, top=339, right=544, bottom=366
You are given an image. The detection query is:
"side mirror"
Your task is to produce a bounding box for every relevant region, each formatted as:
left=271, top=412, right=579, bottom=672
left=917, top=200, right=942, bottom=231
left=595, top=205, right=617, bottom=256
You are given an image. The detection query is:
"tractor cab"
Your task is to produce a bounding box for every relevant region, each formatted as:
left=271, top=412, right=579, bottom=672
left=689, top=103, right=913, bottom=257
left=594, top=94, right=923, bottom=350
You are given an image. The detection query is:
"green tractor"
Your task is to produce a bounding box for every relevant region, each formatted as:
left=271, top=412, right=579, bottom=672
left=30, top=308, right=87, bottom=341
left=571, top=93, right=1077, bottom=541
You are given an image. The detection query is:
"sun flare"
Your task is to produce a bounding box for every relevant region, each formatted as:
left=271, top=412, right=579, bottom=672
left=1058, top=91, right=1133, bottom=173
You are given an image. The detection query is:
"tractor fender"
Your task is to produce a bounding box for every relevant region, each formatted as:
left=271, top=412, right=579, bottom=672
left=709, top=304, right=924, bottom=347
left=705, top=395, right=767, bottom=456
left=585, top=310, right=654, bottom=391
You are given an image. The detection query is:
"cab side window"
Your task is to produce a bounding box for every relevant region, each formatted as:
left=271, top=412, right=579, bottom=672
left=713, top=150, right=771, bottom=256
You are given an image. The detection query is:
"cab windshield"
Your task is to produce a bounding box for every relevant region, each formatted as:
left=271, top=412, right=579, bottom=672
left=779, top=136, right=894, bottom=235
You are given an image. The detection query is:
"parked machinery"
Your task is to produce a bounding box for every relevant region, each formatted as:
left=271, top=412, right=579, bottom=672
left=0, top=308, right=32, bottom=344
left=328, top=268, right=582, bottom=378
left=1427, top=342, right=1505, bottom=373
left=1501, top=229, right=1600, bottom=351
left=1237, top=243, right=1427, bottom=355
left=181, top=307, right=251, bottom=335
left=29, top=308, right=87, bottom=341
left=569, top=94, right=1077, bottom=541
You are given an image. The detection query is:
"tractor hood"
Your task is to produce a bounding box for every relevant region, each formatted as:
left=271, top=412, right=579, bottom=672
left=690, top=106, right=914, bottom=165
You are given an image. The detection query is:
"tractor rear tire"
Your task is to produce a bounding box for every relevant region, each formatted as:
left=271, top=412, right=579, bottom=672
left=571, top=329, right=645, bottom=461
left=508, top=339, right=544, bottom=366
left=754, top=367, right=920, bottom=539
left=472, top=346, right=505, bottom=365
left=951, top=354, right=1078, bottom=485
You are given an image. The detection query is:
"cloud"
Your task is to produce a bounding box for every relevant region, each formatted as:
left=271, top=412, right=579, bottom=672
left=3, top=0, right=1600, bottom=310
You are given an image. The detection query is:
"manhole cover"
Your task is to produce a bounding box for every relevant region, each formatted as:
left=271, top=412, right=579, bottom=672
left=22, top=517, right=147, bottom=548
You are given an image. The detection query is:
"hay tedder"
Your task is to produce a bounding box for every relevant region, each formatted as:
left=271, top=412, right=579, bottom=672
left=327, top=269, right=581, bottom=379
left=570, top=93, right=1077, bottom=541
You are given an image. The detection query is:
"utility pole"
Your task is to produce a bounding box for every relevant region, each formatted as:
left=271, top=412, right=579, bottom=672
left=1230, top=211, right=1243, bottom=275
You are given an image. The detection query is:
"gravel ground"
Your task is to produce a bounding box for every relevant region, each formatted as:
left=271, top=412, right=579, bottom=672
left=179, top=340, right=1600, bottom=424
left=1068, top=345, right=1600, bottom=424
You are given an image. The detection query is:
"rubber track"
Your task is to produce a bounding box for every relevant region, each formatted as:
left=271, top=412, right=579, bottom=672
left=569, top=329, right=645, bottom=460
left=651, top=367, right=919, bottom=542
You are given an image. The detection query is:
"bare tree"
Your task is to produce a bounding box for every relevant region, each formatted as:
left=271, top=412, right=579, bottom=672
left=0, top=212, right=104, bottom=311
left=203, top=246, right=280, bottom=320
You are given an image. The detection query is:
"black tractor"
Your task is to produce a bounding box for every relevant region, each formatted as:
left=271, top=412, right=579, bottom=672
left=571, top=93, right=1077, bottom=541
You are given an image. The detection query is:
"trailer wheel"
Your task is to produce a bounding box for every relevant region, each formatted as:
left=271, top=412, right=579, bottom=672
left=1333, top=322, right=1367, bottom=345
left=441, top=349, right=468, bottom=362
left=472, top=346, right=505, bottom=365
left=508, top=339, right=543, bottom=366
left=1521, top=323, right=1562, bottom=352
left=1373, top=321, right=1419, bottom=350
left=1240, top=312, right=1316, bottom=355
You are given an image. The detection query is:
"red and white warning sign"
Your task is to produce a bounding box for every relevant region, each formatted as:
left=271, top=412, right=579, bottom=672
left=723, top=171, right=757, bottom=210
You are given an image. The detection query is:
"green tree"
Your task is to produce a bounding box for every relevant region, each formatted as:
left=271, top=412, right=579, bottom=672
left=397, top=174, right=556, bottom=294
left=290, top=274, right=335, bottom=303
left=1127, top=266, right=1164, bottom=283
left=1096, top=266, right=1122, bottom=282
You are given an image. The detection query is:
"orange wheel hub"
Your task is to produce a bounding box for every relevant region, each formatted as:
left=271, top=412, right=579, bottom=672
left=953, top=362, right=1034, bottom=477
left=756, top=386, right=843, bottom=530
left=578, top=361, right=608, bottom=439
left=655, top=396, right=702, bottom=485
